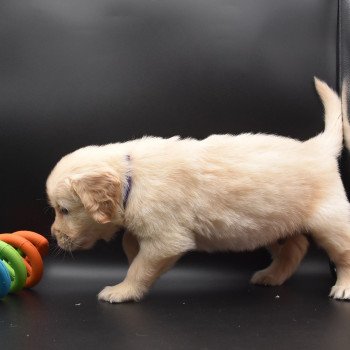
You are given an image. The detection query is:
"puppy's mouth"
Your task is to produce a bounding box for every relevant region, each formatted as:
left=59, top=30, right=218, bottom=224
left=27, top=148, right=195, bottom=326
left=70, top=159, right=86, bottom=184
left=78, top=239, right=96, bottom=250
left=57, top=236, right=96, bottom=251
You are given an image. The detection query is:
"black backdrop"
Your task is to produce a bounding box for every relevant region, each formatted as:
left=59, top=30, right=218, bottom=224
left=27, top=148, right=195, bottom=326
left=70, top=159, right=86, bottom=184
left=1, top=0, right=338, bottom=235
left=1, top=1, right=350, bottom=349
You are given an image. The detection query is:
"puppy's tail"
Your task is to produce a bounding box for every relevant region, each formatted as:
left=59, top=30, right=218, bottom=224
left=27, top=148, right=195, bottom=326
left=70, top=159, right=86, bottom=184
left=314, top=77, right=342, bottom=157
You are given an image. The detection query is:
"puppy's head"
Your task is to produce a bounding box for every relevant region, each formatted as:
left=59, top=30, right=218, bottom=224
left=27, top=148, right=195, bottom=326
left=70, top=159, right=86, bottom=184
left=46, top=148, right=124, bottom=251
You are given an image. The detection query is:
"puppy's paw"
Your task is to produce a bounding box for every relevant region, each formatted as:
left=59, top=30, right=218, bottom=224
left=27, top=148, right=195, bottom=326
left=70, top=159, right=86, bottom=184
left=98, top=283, right=143, bottom=303
left=250, top=269, right=284, bottom=286
left=329, top=285, right=350, bottom=300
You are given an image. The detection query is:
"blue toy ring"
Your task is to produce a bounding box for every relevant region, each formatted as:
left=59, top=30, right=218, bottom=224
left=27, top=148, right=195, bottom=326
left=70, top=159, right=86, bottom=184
left=0, top=259, right=11, bottom=299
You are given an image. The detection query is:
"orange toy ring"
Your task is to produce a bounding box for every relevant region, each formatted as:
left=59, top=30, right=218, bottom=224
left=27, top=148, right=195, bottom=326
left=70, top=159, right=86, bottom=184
left=0, top=234, right=44, bottom=288
left=14, top=231, right=49, bottom=257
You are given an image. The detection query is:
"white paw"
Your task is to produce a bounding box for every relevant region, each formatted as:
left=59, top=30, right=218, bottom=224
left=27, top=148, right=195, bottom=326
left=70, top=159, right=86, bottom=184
left=250, top=269, right=284, bottom=286
left=329, top=285, right=350, bottom=300
left=98, top=283, right=142, bottom=303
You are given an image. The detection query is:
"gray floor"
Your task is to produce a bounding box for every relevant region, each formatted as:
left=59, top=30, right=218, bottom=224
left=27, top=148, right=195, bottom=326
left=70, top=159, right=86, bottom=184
left=1, top=247, right=349, bottom=350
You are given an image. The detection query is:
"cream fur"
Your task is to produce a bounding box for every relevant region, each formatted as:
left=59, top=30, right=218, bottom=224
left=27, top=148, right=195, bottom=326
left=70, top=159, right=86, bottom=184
left=47, top=78, right=350, bottom=302
left=342, top=79, right=350, bottom=150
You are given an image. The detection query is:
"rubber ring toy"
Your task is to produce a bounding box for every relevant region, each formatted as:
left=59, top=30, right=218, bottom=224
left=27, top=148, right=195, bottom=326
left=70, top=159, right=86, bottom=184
left=14, top=231, right=49, bottom=257
left=0, top=241, right=27, bottom=293
left=13, top=231, right=49, bottom=286
left=0, top=260, right=11, bottom=298
left=0, top=234, right=44, bottom=289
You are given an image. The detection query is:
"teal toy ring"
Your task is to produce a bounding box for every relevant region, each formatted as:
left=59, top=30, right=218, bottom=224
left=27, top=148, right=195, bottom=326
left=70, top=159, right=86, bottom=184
left=0, top=260, right=11, bottom=298
left=0, top=241, right=27, bottom=293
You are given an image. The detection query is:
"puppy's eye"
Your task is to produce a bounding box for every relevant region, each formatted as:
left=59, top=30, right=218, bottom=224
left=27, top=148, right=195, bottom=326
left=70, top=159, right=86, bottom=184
left=60, top=207, right=69, bottom=215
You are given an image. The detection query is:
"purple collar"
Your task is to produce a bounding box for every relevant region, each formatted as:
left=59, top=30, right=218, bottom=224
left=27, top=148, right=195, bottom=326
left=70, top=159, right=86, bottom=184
left=123, top=155, right=132, bottom=209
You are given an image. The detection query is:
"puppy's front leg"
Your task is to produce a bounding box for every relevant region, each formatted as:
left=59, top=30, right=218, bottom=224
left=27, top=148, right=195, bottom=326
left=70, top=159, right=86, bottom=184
left=98, top=242, right=181, bottom=303
left=122, top=231, right=139, bottom=265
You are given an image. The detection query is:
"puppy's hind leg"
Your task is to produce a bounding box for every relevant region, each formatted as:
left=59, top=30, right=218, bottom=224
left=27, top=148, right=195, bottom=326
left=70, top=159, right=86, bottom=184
left=308, top=206, right=350, bottom=300
left=251, top=235, right=309, bottom=286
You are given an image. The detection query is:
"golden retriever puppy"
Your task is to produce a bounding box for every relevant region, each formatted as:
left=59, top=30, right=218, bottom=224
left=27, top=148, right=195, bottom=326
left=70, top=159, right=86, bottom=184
left=47, top=78, right=350, bottom=303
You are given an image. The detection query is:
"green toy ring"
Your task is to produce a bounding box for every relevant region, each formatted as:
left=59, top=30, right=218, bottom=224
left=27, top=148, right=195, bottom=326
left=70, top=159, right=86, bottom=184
left=0, top=241, right=27, bottom=293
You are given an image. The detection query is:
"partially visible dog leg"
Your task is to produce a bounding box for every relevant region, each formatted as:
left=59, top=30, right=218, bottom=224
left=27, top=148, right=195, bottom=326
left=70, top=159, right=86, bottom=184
left=309, top=216, right=350, bottom=300
left=98, top=241, right=182, bottom=303
left=329, top=249, right=350, bottom=299
left=251, top=235, right=309, bottom=286
left=122, top=231, right=139, bottom=265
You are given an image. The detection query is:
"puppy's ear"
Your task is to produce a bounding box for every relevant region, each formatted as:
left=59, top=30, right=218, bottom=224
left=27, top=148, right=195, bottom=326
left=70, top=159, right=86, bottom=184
left=69, top=170, right=121, bottom=224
